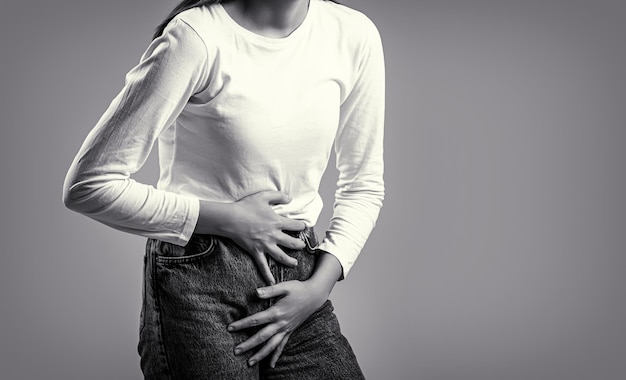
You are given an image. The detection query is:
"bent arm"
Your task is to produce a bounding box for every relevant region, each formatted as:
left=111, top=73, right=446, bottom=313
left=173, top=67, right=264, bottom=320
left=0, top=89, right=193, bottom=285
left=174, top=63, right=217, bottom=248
left=317, top=17, right=386, bottom=280
left=63, top=18, right=210, bottom=246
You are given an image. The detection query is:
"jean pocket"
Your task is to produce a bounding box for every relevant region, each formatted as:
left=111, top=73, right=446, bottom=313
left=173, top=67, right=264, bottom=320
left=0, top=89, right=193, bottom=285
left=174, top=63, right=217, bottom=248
left=155, top=235, right=216, bottom=264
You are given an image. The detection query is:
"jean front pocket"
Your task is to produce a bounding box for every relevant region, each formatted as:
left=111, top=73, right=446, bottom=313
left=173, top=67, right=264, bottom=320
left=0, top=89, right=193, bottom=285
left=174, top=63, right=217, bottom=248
left=155, top=235, right=216, bottom=264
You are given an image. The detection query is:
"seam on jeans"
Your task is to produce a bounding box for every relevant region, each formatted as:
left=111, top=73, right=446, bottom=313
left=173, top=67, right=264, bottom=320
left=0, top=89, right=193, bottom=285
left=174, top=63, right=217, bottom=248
left=151, top=241, right=174, bottom=380
left=140, top=243, right=151, bottom=336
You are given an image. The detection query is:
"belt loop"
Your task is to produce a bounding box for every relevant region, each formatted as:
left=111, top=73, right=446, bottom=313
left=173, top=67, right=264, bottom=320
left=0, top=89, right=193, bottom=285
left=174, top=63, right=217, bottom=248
left=299, top=227, right=319, bottom=255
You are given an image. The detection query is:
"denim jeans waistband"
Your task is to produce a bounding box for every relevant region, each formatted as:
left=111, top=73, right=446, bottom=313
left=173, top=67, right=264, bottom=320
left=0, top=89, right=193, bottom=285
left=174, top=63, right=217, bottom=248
left=283, top=226, right=319, bottom=255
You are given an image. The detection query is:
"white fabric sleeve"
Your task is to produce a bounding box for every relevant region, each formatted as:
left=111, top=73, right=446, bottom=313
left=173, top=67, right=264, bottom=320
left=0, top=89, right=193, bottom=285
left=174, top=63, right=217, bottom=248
left=62, top=18, right=209, bottom=246
left=317, top=18, right=386, bottom=279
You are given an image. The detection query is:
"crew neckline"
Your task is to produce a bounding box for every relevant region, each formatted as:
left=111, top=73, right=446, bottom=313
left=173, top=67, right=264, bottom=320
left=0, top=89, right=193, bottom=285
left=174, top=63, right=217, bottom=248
left=216, top=0, right=315, bottom=47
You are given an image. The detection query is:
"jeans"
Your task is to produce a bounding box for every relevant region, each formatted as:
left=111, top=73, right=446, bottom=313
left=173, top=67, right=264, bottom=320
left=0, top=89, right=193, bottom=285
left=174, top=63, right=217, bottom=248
left=138, top=227, right=365, bottom=379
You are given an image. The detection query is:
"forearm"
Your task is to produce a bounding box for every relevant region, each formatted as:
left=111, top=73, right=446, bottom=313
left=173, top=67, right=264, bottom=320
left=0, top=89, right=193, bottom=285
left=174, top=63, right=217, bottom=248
left=63, top=169, right=199, bottom=246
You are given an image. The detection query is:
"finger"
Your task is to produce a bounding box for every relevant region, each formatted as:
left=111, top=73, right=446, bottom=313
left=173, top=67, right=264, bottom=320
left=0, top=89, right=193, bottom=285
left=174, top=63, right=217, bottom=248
left=255, top=282, right=290, bottom=300
left=266, top=245, right=298, bottom=268
left=251, top=252, right=275, bottom=285
left=261, top=191, right=292, bottom=206
left=228, top=307, right=276, bottom=332
left=270, top=332, right=292, bottom=368
left=280, top=217, right=306, bottom=232
left=248, top=333, right=286, bottom=366
left=276, top=233, right=306, bottom=250
left=234, top=324, right=281, bottom=355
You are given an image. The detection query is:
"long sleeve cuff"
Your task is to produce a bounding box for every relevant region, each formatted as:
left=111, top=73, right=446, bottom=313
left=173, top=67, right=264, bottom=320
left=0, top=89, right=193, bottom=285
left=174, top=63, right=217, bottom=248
left=317, top=240, right=358, bottom=280
left=175, top=197, right=200, bottom=246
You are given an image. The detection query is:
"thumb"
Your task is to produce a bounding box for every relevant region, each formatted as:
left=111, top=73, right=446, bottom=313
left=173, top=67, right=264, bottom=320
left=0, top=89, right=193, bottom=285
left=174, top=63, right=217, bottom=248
left=263, top=191, right=292, bottom=206
left=256, top=283, right=289, bottom=299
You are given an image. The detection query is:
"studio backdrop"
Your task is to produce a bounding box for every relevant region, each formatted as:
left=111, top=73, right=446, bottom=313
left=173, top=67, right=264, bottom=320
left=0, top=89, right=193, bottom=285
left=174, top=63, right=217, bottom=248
left=1, top=0, right=625, bottom=379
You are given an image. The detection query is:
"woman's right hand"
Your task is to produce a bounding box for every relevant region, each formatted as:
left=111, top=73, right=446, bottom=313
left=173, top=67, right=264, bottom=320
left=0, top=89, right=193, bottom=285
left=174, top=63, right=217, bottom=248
left=196, top=191, right=306, bottom=285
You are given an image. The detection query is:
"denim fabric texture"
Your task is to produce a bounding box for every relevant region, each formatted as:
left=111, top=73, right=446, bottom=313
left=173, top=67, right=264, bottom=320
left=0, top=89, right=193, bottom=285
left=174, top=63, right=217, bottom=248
left=138, top=227, right=365, bottom=379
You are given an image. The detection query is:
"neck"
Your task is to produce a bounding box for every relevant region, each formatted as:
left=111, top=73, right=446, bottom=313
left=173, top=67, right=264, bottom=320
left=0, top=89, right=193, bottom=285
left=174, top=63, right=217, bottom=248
left=222, top=0, right=310, bottom=38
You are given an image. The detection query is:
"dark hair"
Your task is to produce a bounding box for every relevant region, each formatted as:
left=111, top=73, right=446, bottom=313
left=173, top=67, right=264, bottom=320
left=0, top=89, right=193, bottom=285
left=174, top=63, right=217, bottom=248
left=153, top=0, right=222, bottom=40
left=153, top=0, right=338, bottom=40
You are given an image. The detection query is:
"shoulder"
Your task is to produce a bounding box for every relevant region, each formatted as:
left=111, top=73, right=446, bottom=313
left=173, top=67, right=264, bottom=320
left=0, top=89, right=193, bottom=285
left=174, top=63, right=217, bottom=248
left=316, top=1, right=381, bottom=37
left=314, top=0, right=382, bottom=52
left=145, top=16, right=209, bottom=69
left=167, top=5, right=226, bottom=51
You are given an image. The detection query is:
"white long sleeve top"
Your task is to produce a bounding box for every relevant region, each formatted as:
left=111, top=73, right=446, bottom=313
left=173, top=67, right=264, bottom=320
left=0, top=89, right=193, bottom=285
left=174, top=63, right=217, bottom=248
left=63, top=0, right=385, bottom=278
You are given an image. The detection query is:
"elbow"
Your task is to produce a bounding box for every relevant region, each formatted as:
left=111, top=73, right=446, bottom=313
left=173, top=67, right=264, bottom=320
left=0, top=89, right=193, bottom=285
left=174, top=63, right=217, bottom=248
left=62, top=170, right=110, bottom=215
left=63, top=155, right=131, bottom=216
left=62, top=175, right=85, bottom=213
left=62, top=187, right=72, bottom=210
left=63, top=163, right=89, bottom=212
left=62, top=168, right=76, bottom=210
left=63, top=186, right=80, bottom=212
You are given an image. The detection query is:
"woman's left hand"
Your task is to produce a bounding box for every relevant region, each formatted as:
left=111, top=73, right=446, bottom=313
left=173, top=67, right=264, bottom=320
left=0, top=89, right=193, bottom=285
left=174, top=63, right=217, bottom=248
left=227, top=279, right=329, bottom=368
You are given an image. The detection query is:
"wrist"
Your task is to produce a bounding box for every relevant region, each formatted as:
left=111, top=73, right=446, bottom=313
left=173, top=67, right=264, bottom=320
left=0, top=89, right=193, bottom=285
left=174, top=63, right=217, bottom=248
left=308, top=252, right=342, bottom=297
left=195, top=200, right=238, bottom=236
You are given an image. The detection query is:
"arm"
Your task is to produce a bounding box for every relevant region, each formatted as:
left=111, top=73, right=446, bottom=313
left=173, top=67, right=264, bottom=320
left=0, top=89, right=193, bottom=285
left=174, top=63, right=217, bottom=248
left=63, top=17, right=315, bottom=285
left=229, top=15, right=385, bottom=365
left=319, top=15, right=386, bottom=280
left=63, top=18, right=210, bottom=246
left=228, top=251, right=343, bottom=367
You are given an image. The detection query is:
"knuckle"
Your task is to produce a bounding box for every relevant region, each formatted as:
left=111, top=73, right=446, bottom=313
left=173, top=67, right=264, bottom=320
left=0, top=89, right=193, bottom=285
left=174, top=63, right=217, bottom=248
left=269, top=309, right=280, bottom=319
left=273, top=308, right=286, bottom=320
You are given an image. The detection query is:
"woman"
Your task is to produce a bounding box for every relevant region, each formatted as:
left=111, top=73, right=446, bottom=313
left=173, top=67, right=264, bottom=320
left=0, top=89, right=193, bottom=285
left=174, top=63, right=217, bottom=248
left=63, top=0, right=384, bottom=378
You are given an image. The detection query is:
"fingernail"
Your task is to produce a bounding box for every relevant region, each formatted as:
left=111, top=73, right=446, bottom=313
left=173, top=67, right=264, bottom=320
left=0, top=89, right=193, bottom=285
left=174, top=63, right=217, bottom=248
left=227, top=325, right=234, bottom=332
left=234, top=348, right=242, bottom=355
left=256, top=288, right=265, bottom=296
left=248, top=359, right=256, bottom=366
left=292, top=260, right=298, bottom=267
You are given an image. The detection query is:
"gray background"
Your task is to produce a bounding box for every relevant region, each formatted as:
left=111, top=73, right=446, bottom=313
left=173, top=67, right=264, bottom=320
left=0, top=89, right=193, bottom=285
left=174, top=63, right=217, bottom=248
left=2, top=0, right=625, bottom=379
